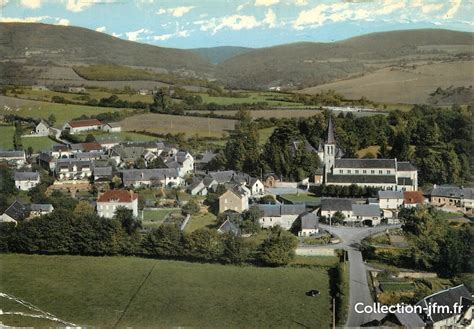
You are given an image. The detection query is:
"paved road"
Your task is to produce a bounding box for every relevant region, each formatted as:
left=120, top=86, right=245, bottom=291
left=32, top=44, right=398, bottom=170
left=317, top=224, right=401, bottom=328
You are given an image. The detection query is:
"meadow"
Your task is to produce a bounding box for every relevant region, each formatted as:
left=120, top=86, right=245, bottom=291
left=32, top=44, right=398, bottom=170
left=0, top=125, right=15, bottom=150
left=21, top=136, right=56, bottom=152
left=0, top=254, right=332, bottom=328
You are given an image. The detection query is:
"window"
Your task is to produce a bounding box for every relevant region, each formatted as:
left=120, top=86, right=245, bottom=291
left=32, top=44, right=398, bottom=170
left=379, top=170, right=383, bottom=174
left=348, top=170, right=351, bottom=174
left=339, top=169, right=343, bottom=174
left=355, top=170, right=359, bottom=174
left=363, top=170, right=366, bottom=174
left=387, top=170, right=391, bottom=174
left=371, top=170, right=375, bottom=174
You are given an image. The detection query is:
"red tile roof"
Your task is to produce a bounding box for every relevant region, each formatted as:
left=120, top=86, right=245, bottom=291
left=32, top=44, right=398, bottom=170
left=97, top=190, right=137, bottom=203
left=82, top=142, right=102, bottom=151
left=68, top=119, right=103, bottom=128
left=404, top=191, right=424, bottom=204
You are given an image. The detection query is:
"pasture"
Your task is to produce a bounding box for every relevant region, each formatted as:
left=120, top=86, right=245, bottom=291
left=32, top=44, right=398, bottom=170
left=184, top=212, right=218, bottom=232
left=0, top=254, right=332, bottom=328
left=197, top=91, right=305, bottom=107
left=0, top=125, right=15, bottom=150
left=120, top=113, right=236, bottom=138
left=21, top=136, right=56, bottom=152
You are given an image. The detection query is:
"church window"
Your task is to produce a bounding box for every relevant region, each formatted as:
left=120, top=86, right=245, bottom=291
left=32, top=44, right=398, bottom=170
left=371, top=170, right=375, bottom=174
left=379, top=170, right=383, bottom=174
left=355, top=170, right=359, bottom=174
left=348, top=170, right=351, bottom=174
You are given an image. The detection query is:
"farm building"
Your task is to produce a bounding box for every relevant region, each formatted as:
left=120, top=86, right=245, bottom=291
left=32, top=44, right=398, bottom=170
left=63, top=119, right=103, bottom=134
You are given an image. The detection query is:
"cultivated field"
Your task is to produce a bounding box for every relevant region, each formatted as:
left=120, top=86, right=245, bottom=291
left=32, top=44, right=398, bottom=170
left=0, top=254, right=332, bottom=328
left=0, top=96, right=134, bottom=127
left=120, top=113, right=236, bottom=138
left=300, top=61, right=473, bottom=104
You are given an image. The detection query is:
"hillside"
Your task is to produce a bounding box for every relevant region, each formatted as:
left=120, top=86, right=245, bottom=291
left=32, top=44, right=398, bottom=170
left=0, top=23, right=213, bottom=75
left=216, top=29, right=473, bottom=90
left=190, top=46, right=253, bottom=64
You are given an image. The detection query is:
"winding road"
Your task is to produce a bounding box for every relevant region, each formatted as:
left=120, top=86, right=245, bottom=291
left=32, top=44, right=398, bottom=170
left=317, top=224, right=401, bottom=328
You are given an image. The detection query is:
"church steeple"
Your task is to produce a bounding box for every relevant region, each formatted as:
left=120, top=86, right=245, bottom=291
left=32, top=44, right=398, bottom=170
left=323, top=115, right=336, bottom=182
left=326, top=115, right=335, bottom=145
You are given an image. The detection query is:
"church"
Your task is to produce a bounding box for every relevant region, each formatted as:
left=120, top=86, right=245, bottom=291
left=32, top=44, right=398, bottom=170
left=319, top=116, right=418, bottom=191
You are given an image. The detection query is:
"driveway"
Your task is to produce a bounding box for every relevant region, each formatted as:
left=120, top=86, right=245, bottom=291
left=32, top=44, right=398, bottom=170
left=317, top=224, right=400, bottom=328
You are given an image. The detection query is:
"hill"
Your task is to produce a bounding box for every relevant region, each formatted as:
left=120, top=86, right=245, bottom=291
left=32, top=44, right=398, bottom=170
left=0, top=23, right=213, bottom=75
left=216, top=29, right=473, bottom=91
left=190, top=46, right=253, bottom=64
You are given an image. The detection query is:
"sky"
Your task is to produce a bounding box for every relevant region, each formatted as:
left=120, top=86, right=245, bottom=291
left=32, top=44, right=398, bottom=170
left=0, top=0, right=472, bottom=49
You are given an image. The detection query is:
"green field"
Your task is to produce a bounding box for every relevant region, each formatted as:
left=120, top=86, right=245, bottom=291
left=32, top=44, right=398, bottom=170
left=81, top=131, right=160, bottom=143
left=0, top=97, right=137, bottom=127
left=0, top=254, right=332, bottom=327
left=0, top=125, right=14, bottom=150
left=184, top=212, right=218, bottom=232
left=197, top=92, right=305, bottom=107
left=258, top=126, right=276, bottom=145
left=21, top=136, right=56, bottom=152
left=280, top=193, right=321, bottom=207
left=142, top=208, right=180, bottom=229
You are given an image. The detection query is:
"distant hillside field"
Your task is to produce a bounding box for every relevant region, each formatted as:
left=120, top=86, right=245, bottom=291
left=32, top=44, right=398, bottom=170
left=216, top=29, right=473, bottom=91
left=190, top=46, right=253, bottom=64
left=299, top=61, right=473, bottom=104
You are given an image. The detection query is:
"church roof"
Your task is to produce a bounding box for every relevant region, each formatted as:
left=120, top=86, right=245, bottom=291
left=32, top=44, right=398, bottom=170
left=335, top=158, right=396, bottom=169
left=327, top=173, right=397, bottom=184
left=326, top=116, right=336, bottom=144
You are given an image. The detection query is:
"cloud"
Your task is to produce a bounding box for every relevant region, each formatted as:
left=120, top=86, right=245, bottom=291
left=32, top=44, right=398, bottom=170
left=263, top=8, right=277, bottom=28
left=153, top=30, right=190, bottom=41
left=0, top=16, right=50, bottom=23
left=255, top=0, right=279, bottom=6
left=125, top=28, right=151, bottom=41
left=156, top=6, right=194, bottom=17
left=444, top=0, right=462, bottom=19
left=65, top=0, right=119, bottom=12
left=57, top=18, right=70, bottom=25
left=293, top=0, right=308, bottom=6
left=96, top=26, right=106, bottom=32
left=112, top=32, right=122, bottom=37
left=20, top=0, right=41, bottom=9
left=237, top=2, right=250, bottom=11
left=196, top=15, right=261, bottom=34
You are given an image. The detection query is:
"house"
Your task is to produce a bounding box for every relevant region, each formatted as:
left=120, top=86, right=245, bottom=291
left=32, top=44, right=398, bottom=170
left=68, top=86, right=86, bottom=93
left=51, top=144, right=73, bottom=159
left=0, top=150, right=26, bottom=168
left=32, top=85, right=48, bottom=91
left=121, top=168, right=183, bottom=187
left=96, top=136, right=121, bottom=150
left=416, top=284, right=473, bottom=328
left=109, top=145, right=146, bottom=167
left=55, top=159, right=92, bottom=181
left=63, top=119, right=103, bottom=134
left=29, top=204, right=54, bottom=218
left=320, top=198, right=353, bottom=220
left=97, top=189, right=138, bottom=218
left=403, top=191, right=424, bottom=208
left=350, top=204, right=382, bottom=226
left=219, top=186, right=249, bottom=213
left=202, top=177, right=218, bottom=193
left=378, top=190, right=403, bottom=218
left=71, top=142, right=103, bottom=153
left=93, top=166, right=113, bottom=183
left=248, top=178, right=264, bottom=196
left=322, top=117, right=418, bottom=191
left=0, top=201, right=30, bottom=224
left=37, top=152, right=56, bottom=171
left=194, top=151, right=216, bottom=171
left=209, top=170, right=249, bottom=185
left=102, top=122, right=122, bottom=133
left=298, top=212, right=319, bottom=236
left=35, top=120, right=50, bottom=136
left=258, top=204, right=306, bottom=230
left=217, top=219, right=241, bottom=236
left=187, top=180, right=207, bottom=196
left=429, top=185, right=474, bottom=214
left=264, top=174, right=279, bottom=188
left=14, top=171, right=40, bottom=191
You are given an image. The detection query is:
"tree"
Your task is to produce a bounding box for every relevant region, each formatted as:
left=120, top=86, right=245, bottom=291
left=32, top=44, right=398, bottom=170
left=331, top=211, right=345, bottom=225
left=185, top=228, right=222, bottom=261
left=73, top=200, right=95, bottom=217
left=182, top=198, right=200, bottom=215
left=151, top=88, right=171, bottom=112
left=85, top=134, right=95, bottom=143
left=142, top=224, right=184, bottom=258
left=221, top=234, right=251, bottom=264
left=114, top=207, right=141, bottom=235
left=47, top=114, right=56, bottom=126
left=257, top=226, right=298, bottom=266
left=390, top=132, right=410, bottom=161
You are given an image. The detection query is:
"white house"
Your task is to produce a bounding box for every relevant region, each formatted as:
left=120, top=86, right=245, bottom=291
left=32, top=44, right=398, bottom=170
left=63, top=119, right=103, bottom=134
left=0, top=201, right=30, bottom=224
left=298, top=212, right=320, bottom=237
left=29, top=204, right=54, bottom=218
left=55, top=159, right=92, bottom=181
left=350, top=204, right=382, bottom=226
left=187, top=180, right=208, bottom=196
left=0, top=150, right=26, bottom=168
left=121, top=168, right=183, bottom=188
left=320, top=198, right=353, bottom=220
left=14, top=171, right=40, bottom=191
left=97, top=190, right=138, bottom=218
left=378, top=190, right=403, bottom=218
left=248, top=178, right=264, bottom=196
left=35, top=120, right=50, bottom=136
left=102, top=122, right=122, bottom=133
left=258, top=204, right=306, bottom=230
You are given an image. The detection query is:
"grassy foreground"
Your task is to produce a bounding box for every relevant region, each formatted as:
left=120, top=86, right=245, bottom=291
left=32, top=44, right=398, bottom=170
left=0, top=254, right=332, bottom=327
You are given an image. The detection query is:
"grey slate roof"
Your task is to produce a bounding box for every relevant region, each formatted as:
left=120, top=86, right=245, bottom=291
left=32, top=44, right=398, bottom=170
left=258, top=204, right=306, bottom=217
left=397, top=161, right=417, bottom=171
left=208, top=170, right=250, bottom=184
left=326, top=116, right=336, bottom=144
left=430, top=186, right=474, bottom=199
left=378, top=190, right=403, bottom=199
left=416, top=284, right=473, bottom=324
left=301, top=212, right=319, bottom=229
left=3, top=201, right=29, bottom=221
left=121, top=168, right=180, bottom=181
left=30, top=204, right=54, bottom=212
left=196, top=151, right=216, bottom=164
left=320, top=198, right=353, bottom=211
left=352, top=204, right=381, bottom=218
left=14, top=171, right=39, bottom=181
left=217, top=219, right=241, bottom=236
left=335, top=158, right=396, bottom=169
left=327, top=173, right=397, bottom=184
left=93, top=166, right=112, bottom=177
left=0, top=150, right=25, bottom=158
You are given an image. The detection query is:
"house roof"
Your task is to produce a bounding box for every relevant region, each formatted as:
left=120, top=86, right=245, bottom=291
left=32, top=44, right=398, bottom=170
left=378, top=190, right=403, bottom=199
left=111, top=145, right=145, bottom=160
left=81, top=142, right=102, bottom=151
left=56, top=159, right=92, bottom=172
left=67, top=119, right=102, bottom=128
left=0, top=150, right=25, bottom=158
left=404, top=191, right=424, bottom=204
left=195, top=151, right=216, bottom=164
left=258, top=204, right=306, bottom=217
left=187, top=180, right=205, bottom=192
left=217, top=219, right=241, bottom=236
left=335, top=158, right=396, bottom=169
left=30, top=204, right=54, bottom=212
left=430, top=186, right=474, bottom=199
left=121, top=168, right=180, bottom=181
left=320, top=198, right=353, bottom=211
left=97, top=190, right=137, bottom=203
left=416, top=284, right=473, bottom=323
left=105, top=122, right=121, bottom=128
left=327, top=173, right=397, bottom=184
left=14, top=171, right=39, bottom=181
left=38, top=152, right=54, bottom=162
left=52, top=144, right=69, bottom=152
left=301, top=212, right=319, bottom=229
left=352, top=204, right=381, bottom=217
left=93, top=166, right=112, bottom=177
left=208, top=170, right=250, bottom=184
left=3, top=200, right=29, bottom=221
left=397, top=161, right=417, bottom=171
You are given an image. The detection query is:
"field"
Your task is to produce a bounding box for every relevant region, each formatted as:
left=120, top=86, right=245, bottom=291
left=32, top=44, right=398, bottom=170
left=197, top=92, right=305, bottom=107
left=0, top=96, right=135, bottom=127
left=120, top=113, right=236, bottom=138
left=21, top=136, right=56, bottom=152
left=83, top=131, right=160, bottom=143
left=0, top=125, right=15, bottom=150
left=184, top=212, right=218, bottom=232
left=0, top=254, right=332, bottom=328
left=279, top=193, right=321, bottom=207
left=142, top=208, right=180, bottom=229
left=300, top=61, right=473, bottom=104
